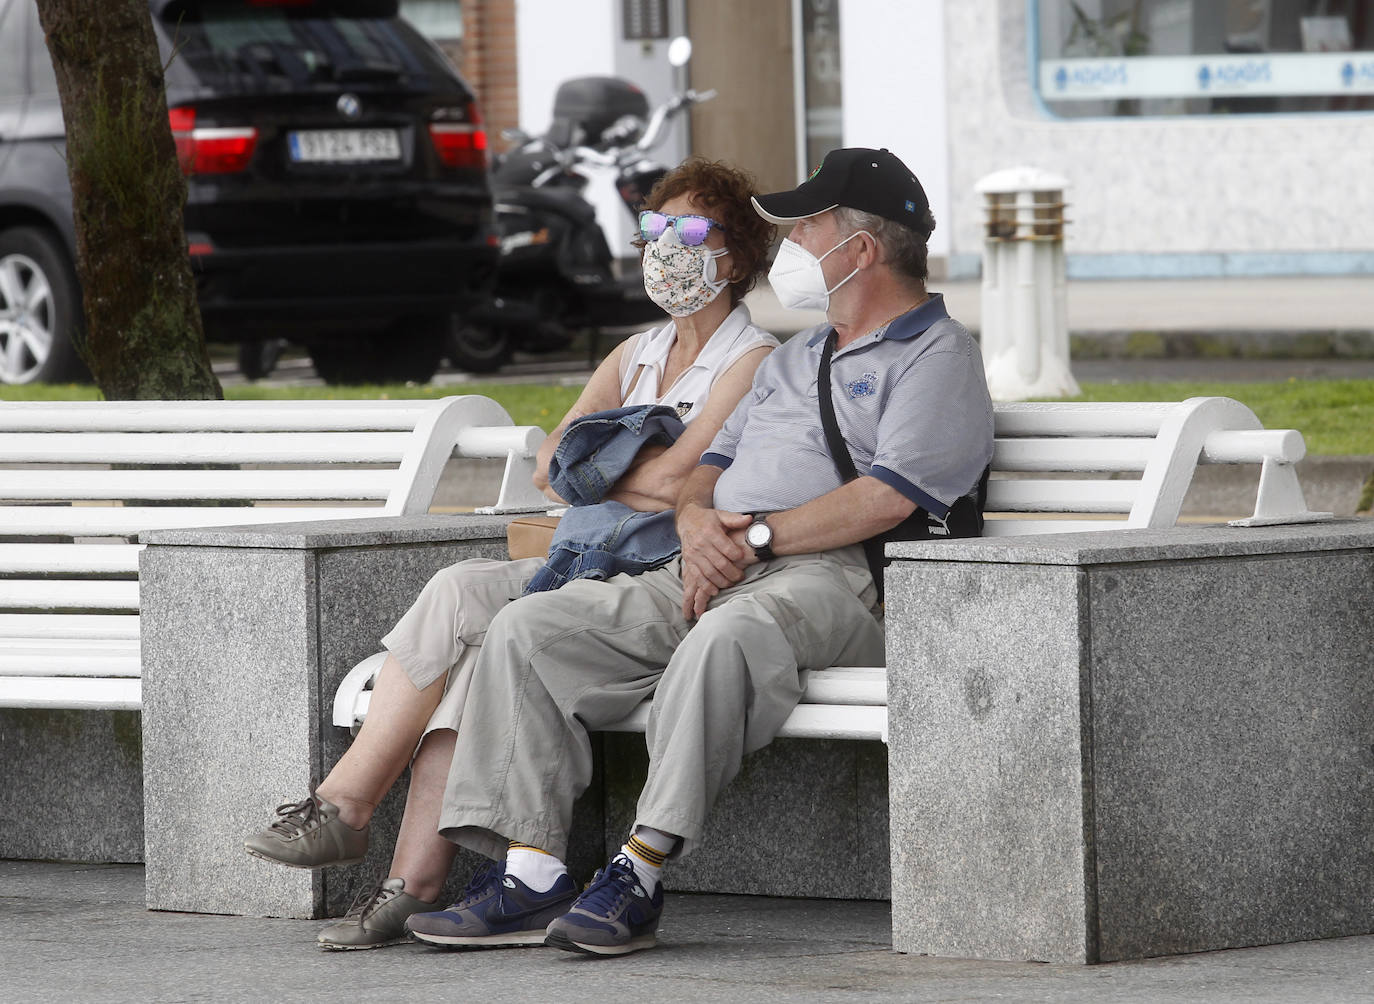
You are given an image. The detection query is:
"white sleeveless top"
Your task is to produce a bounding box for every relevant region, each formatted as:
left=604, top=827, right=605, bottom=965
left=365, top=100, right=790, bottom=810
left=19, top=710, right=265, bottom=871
left=618, top=304, right=778, bottom=422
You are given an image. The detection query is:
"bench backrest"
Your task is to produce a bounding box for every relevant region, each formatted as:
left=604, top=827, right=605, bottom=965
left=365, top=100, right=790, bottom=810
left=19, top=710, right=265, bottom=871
left=0, top=397, right=545, bottom=655
left=983, top=397, right=1317, bottom=534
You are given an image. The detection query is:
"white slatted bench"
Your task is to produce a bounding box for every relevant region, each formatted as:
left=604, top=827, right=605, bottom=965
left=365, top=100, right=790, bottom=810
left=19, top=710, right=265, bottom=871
left=0, top=397, right=547, bottom=713
left=334, top=396, right=1331, bottom=743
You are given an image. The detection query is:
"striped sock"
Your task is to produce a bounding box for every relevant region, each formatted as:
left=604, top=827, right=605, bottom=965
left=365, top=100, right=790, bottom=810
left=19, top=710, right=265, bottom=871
left=621, top=826, right=675, bottom=896
left=504, top=841, right=568, bottom=893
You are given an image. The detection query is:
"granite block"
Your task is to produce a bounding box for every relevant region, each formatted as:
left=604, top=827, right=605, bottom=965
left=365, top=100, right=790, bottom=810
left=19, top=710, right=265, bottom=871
left=885, top=563, right=1094, bottom=963
left=886, top=518, right=1374, bottom=567
left=884, top=521, right=1374, bottom=964
left=603, top=733, right=890, bottom=901
left=140, top=520, right=514, bottom=918
left=856, top=741, right=892, bottom=895
left=139, top=513, right=517, bottom=550
left=0, top=709, right=143, bottom=863
left=141, top=546, right=320, bottom=918
left=1085, top=550, right=1374, bottom=960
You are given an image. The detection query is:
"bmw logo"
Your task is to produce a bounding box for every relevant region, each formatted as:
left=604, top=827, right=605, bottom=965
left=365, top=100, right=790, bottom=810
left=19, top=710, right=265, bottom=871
left=337, top=93, right=362, bottom=119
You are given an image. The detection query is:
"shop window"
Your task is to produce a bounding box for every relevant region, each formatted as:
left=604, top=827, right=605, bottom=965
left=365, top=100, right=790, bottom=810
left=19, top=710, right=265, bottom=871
left=1035, top=0, right=1374, bottom=116
left=800, top=0, right=842, bottom=171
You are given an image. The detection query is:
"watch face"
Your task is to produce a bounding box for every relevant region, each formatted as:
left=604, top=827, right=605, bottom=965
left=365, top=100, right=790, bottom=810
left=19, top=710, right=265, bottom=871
left=746, top=521, right=771, bottom=548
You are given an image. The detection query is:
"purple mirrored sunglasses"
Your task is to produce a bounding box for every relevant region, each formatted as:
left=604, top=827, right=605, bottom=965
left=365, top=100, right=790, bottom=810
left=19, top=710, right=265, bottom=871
left=638, top=211, right=726, bottom=247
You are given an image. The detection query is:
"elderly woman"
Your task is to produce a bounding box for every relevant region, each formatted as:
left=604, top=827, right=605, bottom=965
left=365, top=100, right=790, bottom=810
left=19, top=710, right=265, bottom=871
left=244, top=157, right=778, bottom=949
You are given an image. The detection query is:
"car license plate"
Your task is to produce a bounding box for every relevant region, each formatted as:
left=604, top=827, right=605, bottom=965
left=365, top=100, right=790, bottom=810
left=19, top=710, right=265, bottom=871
left=288, top=129, right=401, bottom=163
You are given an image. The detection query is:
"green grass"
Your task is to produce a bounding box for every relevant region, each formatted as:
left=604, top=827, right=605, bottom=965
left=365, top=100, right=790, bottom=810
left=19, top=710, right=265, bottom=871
left=1045, top=379, right=1374, bottom=456
left=5, top=378, right=1372, bottom=454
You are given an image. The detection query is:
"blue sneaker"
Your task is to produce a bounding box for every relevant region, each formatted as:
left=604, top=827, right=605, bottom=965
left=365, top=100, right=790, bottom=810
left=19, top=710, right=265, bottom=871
left=405, top=860, right=577, bottom=948
left=544, top=853, right=663, bottom=956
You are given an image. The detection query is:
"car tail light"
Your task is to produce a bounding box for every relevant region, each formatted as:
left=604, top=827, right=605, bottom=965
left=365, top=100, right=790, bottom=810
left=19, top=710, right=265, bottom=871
left=169, top=106, right=258, bottom=175
left=429, top=102, right=488, bottom=169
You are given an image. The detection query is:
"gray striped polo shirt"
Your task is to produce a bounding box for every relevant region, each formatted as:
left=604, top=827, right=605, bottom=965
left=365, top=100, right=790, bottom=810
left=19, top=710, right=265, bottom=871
left=700, top=294, right=994, bottom=518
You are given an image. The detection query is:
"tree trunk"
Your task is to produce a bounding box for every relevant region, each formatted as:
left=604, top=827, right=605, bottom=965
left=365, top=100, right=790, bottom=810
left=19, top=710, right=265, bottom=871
left=36, top=0, right=222, bottom=400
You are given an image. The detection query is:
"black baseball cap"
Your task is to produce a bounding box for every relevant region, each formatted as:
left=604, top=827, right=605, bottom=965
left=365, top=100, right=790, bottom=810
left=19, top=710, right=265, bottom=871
left=752, top=147, right=931, bottom=235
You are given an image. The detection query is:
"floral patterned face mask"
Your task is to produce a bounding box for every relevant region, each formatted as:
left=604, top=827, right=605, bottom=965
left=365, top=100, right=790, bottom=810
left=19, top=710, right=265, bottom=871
left=641, top=227, right=730, bottom=317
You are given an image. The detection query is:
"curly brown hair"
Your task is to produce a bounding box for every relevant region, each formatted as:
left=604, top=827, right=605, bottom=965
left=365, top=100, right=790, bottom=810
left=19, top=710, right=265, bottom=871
left=641, top=157, right=776, bottom=307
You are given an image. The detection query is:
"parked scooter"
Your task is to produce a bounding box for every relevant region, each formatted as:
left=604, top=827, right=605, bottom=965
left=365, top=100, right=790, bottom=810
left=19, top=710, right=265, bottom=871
left=447, top=37, right=713, bottom=372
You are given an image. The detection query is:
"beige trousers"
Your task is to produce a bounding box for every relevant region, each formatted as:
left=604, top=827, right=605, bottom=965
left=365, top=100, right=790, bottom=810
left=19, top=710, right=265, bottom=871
left=437, top=546, right=884, bottom=861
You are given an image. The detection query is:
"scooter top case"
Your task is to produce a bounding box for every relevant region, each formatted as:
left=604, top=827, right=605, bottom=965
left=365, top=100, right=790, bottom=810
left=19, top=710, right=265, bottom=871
left=549, top=76, right=650, bottom=149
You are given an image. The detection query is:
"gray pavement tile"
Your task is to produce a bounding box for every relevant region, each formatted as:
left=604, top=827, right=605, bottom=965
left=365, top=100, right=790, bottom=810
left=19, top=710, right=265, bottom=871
left=4, top=862, right=1373, bottom=1004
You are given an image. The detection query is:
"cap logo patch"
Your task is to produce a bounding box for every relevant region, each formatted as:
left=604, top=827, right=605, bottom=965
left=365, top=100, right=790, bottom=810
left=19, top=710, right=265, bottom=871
left=905, top=200, right=916, bottom=213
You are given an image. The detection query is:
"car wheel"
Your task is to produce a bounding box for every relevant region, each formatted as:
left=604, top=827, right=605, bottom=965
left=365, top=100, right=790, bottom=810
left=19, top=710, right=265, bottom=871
left=0, top=227, right=87, bottom=385
left=446, top=317, right=511, bottom=373
left=309, top=319, right=444, bottom=385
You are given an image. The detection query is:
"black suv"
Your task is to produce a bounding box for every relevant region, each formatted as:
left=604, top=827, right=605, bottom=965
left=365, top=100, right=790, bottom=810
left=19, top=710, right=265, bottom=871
left=0, top=0, right=498, bottom=384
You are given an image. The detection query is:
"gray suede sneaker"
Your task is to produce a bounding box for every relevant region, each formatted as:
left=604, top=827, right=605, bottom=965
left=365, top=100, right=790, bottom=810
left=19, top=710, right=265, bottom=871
left=318, top=877, right=442, bottom=951
left=244, top=795, right=368, bottom=869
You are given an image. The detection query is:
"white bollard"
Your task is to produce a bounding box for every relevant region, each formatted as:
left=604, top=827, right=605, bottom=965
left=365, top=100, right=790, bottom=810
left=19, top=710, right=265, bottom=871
left=974, top=166, right=1079, bottom=401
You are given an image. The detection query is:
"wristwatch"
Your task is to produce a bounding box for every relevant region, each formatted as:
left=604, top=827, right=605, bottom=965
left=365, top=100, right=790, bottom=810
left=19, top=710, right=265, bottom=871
left=745, top=514, right=776, bottom=561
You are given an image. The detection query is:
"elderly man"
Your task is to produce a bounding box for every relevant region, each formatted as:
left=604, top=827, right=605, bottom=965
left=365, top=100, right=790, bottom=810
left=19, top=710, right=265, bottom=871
left=404, top=147, right=994, bottom=956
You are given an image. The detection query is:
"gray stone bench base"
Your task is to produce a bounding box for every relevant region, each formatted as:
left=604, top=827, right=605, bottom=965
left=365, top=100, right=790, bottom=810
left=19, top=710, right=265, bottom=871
left=0, top=708, right=143, bottom=863
left=138, top=516, right=891, bottom=919
left=884, top=520, right=1374, bottom=963
left=140, top=514, right=1372, bottom=962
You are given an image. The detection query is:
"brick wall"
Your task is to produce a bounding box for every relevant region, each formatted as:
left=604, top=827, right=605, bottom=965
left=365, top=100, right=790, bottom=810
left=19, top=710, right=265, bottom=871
left=453, top=0, right=520, bottom=153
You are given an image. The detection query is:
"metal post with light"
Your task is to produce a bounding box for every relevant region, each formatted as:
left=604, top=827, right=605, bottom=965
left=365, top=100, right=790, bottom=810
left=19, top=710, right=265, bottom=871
left=975, top=166, right=1078, bottom=401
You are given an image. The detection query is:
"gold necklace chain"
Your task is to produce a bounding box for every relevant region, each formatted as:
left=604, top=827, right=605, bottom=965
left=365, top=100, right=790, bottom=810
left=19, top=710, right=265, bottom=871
left=876, top=294, right=929, bottom=332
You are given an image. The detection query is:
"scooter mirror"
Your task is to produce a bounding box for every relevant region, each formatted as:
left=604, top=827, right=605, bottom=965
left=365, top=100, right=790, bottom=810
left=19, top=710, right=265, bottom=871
left=667, top=36, right=693, bottom=67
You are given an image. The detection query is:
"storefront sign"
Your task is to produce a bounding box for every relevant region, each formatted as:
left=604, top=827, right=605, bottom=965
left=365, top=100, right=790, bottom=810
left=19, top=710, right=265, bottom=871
left=1041, top=52, right=1374, bottom=100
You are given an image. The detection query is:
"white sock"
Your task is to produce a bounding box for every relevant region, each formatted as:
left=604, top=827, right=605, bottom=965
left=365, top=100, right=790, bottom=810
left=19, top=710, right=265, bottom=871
left=504, top=842, right=568, bottom=893
left=622, top=826, right=676, bottom=897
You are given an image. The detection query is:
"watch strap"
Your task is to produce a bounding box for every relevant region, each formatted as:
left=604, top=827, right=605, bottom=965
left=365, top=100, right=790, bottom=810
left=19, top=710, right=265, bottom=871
left=749, top=513, right=776, bottom=561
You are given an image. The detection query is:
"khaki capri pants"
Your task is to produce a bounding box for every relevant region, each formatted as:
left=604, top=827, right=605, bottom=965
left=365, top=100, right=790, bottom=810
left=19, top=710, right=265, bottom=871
left=381, top=556, right=546, bottom=740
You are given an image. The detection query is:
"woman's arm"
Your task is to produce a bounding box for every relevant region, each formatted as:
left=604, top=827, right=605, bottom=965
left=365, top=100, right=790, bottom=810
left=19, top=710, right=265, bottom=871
left=532, top=339, right=633, bottom=502
left=603, top=344, right=773, bottom=512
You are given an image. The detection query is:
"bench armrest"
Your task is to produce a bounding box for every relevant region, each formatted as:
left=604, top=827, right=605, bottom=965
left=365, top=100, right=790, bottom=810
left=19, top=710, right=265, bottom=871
left=1199, top=428, right=1333, bottom=527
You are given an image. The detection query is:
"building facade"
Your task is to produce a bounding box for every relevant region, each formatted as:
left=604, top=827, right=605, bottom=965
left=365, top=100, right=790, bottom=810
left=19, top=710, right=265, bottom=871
left=437, top=0, right=1374, bottom=278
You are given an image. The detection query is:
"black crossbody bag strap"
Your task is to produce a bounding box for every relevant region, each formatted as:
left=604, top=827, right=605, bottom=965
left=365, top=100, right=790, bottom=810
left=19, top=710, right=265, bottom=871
left=816, top=329, right=989, bottom=603
left=817, top=330, right=886, bottom=594
left=817, top=330, right=859, bottom=482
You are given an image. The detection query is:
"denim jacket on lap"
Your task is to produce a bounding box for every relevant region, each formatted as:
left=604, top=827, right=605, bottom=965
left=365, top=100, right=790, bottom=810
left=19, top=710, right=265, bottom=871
left=525, top=404, right=687, bottom=595
left=523, top=502, right=679, bottom=594
left=546, top=404, right=686, bottom=507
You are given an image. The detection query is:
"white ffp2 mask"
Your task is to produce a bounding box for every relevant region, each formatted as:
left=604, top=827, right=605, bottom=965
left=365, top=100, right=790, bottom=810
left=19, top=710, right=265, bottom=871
left=766, top=230, right=870, bottom=312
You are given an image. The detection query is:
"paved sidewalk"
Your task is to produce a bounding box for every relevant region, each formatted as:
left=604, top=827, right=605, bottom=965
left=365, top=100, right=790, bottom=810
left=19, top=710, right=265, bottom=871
left=215, top=274, right=1374, bottom=389
left=5, top=862, right=1372, bottom=1004
left=744, top=275, right=1374, bottom=339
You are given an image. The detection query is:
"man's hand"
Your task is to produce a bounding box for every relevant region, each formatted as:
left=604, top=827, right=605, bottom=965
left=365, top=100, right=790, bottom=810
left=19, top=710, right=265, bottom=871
left=680, top=559, right=720, bottom=621
left=676, top=502, right=751, bottom=619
